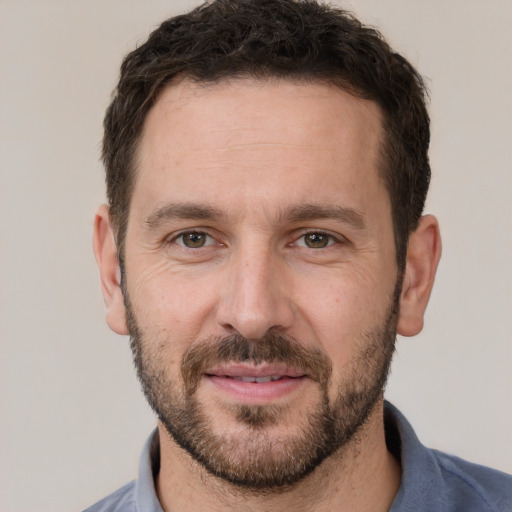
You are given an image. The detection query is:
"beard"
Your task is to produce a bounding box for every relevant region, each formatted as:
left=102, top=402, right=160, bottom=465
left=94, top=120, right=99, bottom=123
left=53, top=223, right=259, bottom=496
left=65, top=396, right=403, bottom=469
left=124, top=290, right=398, bottom=491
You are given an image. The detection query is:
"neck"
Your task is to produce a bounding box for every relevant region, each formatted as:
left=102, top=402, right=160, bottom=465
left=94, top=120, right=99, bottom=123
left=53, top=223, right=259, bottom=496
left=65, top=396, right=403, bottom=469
left=156, top=401, right=401, bottom=512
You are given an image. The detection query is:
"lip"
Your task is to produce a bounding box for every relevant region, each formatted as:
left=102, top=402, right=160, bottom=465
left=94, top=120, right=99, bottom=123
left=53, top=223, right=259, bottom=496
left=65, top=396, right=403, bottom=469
left=204, top=364, right=308, bottom=404
left=205, top=364, right=306, bottom=379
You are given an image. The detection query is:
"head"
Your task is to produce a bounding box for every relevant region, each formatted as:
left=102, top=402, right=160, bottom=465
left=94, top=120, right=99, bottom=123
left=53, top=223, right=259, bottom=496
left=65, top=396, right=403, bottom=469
left=94, top=0, right=441, bottom=492
left=102, top=0, right=431, bottom=272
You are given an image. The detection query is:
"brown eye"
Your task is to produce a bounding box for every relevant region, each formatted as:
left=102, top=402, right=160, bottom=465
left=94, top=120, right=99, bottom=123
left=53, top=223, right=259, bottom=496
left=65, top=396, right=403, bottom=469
left=177, top=232, right=210, bottom=248
left=303, top=233, right=331, bottom=248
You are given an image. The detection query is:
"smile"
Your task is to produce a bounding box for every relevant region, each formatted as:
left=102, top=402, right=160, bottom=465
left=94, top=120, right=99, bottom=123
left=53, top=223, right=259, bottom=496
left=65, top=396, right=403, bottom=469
left=205, top=364, right=306, bottom=379
left=230, top=375, right=285, bottom=383
left=203, top=365, right=308, bottom=403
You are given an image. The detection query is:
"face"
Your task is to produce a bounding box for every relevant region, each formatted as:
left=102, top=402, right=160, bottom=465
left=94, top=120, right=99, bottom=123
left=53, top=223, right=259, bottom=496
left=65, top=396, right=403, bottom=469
left=121, top=80, right=400, bottom=488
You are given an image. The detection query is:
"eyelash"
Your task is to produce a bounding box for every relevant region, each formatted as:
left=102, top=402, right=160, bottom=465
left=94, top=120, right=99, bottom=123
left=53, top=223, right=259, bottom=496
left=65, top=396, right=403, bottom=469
left=168, top=229, right=344, bottom=250
left=171, top=230, right=216, bottom=249
left=292, top=230, right=342, bottom=249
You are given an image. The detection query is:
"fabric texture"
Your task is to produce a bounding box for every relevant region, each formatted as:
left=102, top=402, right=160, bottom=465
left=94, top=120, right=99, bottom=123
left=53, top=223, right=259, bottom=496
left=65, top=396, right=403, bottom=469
left=83, top=402, right=512, bottom=512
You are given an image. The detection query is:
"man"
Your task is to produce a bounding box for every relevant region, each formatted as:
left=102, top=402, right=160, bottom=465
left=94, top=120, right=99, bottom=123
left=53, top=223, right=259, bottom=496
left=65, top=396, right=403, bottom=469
left=89, top=0, right=511, bottom=510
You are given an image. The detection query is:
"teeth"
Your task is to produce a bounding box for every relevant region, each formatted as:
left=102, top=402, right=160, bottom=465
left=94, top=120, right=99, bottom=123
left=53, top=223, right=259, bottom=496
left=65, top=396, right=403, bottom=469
left=255, top=376, right=272, bottom=383
left=234, top=375, right=282, bottom=383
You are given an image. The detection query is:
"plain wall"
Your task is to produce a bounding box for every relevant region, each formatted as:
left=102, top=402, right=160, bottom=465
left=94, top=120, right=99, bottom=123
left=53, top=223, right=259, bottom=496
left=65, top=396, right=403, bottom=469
left=0, top=1, right=510, bottom=511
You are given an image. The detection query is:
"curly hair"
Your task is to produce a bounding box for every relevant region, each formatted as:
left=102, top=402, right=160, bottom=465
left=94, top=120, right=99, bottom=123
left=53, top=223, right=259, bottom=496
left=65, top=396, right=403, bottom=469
left=103, top=0, right=430, bottom=269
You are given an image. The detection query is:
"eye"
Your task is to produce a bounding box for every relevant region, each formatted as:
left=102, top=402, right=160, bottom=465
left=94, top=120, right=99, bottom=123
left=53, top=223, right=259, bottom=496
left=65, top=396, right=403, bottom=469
left=174, top=231, right=214, bottom=248
left=295, top=232, right=336, bottom=249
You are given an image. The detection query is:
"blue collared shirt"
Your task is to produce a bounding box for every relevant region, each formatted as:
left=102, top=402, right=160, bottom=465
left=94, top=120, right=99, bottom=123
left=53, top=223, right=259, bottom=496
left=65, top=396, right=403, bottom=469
left=84, top=402, right=512, bottom=511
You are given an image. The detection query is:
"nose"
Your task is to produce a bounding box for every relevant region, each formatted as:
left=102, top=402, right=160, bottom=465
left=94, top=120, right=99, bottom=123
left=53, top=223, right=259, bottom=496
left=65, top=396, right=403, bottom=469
left=215, top=245, right=295, bottom=339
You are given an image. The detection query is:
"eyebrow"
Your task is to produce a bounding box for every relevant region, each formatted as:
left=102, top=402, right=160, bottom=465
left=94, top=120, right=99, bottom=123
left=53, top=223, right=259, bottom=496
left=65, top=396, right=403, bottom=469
left=144, top=203, right=226, bottom=229
left=144, top=202, right=366, bottom=230
left=281, top=204, right=366, bottom=229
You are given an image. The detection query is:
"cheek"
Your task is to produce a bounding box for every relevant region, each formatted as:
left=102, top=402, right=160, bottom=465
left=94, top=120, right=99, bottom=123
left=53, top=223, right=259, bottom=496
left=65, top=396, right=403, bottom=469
left=128, top=278, right=214, bottom=375
left=127, top=261, right=221, bottom=342
left=294, top=269, right=393, bottom=360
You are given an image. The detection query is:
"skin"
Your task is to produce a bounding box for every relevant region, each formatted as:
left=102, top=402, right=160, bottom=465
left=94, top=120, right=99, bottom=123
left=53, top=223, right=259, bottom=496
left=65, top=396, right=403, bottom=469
left=94, top=79, right=441, bottom=511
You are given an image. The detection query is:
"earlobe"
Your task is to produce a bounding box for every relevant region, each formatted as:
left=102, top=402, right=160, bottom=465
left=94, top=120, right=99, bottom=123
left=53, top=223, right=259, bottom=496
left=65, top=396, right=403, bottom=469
left=397, top=215, right=442, bottom=337
left=93, top=205, right=129, bottom=335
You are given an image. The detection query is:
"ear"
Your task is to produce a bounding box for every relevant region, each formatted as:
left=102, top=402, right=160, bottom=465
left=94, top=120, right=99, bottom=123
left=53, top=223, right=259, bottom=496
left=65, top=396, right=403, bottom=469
left=397, top=214, right=442, bottom=337
left=93, top=204, right=129, bottom=335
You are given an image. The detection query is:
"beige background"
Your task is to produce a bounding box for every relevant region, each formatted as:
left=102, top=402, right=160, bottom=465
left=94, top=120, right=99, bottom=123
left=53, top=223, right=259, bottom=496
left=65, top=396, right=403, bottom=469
left=1, top=1, right=511, bottom=511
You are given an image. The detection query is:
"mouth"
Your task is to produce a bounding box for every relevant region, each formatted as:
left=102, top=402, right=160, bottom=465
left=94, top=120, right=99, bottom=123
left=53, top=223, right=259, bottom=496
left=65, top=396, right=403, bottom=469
left=227, top=375, right=289, bottom=383
left=203, top=365, right=308, bottom=403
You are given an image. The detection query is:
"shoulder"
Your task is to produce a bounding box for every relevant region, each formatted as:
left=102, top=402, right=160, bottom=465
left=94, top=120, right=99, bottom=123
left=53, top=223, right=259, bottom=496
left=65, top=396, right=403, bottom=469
left=432, top=449, right=512, bottom=512
left=385, top=402, right=512, bottom=512
left=82, top=481, right=136, bottom=512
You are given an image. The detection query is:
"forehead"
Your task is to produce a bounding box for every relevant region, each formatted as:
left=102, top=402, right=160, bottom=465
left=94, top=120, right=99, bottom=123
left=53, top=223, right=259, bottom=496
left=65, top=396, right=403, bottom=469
left=133, top=78, right=387, bottom=222
left=141, top=78, right=383, bottom=154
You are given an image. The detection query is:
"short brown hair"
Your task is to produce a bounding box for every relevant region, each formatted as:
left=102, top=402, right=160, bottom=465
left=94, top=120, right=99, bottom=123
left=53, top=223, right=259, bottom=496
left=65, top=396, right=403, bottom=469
left=103, top=0, right=430, bottom=269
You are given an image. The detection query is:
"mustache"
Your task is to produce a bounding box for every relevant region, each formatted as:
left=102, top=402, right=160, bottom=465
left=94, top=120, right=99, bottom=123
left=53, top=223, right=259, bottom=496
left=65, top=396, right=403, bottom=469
left=181, top=333, right=332, bottom=395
